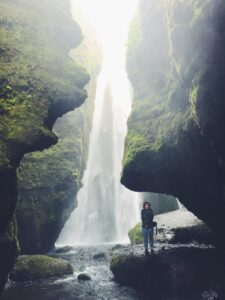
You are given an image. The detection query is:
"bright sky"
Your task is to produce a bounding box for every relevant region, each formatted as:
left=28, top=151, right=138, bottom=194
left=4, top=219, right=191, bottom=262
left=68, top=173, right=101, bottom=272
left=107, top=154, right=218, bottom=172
left=71, top=0, right=137, bottom=44
left=71, top=0, right=138, bottom=108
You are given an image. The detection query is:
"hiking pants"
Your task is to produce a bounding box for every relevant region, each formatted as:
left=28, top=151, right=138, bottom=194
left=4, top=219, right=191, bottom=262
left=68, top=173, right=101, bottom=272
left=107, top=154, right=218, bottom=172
left=142, top=227, right=154, bottom=249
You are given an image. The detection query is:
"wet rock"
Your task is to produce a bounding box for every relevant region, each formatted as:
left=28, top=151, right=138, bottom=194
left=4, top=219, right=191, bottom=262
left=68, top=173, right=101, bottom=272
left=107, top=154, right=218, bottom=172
left=129, top=210, right=214, bottom=245
left=122, top=0, right=225, bottom=250
left=10, top=255, right=73, bottom=281
left=111, top=244, right=123, bottom=251
left=77, top=273, right=91, bottom=281
left=110, top=247, right=221, bottom=292
left=92, top=253, right=106, bottom=260
left=54, top=246, right=74, bottom=254
left=202, top=290, right=219, bottom=300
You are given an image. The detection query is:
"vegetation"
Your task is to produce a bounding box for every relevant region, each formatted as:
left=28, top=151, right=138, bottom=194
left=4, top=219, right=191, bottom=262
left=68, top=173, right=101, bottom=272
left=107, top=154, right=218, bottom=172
left=0, top=0, right=88, bottom=291
left=122, top=0, right=225, bottom=244
left=0, top=0, right=89, bottom=169
left=10, top=255, right=73, bottom=281
left=128, top=223, right=143, bottom=245
left=16, top=10, right=102, bottom=254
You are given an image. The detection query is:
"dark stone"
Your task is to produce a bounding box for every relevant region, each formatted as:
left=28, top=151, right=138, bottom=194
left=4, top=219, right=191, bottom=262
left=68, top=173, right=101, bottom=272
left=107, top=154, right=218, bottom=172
left=92, top=253, right=106, bottom=260
left=111, top=244, right=123, bottom=250
left=110, top=248, right=222, bottom=292
left=77, top=273, right=91, bottom=281
left=54, top=246, right=74, bottom=254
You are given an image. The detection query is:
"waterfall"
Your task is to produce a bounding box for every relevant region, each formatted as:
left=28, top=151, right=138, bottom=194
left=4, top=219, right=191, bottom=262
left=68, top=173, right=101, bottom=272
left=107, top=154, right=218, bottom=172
left=176, top=198, right=186, bottom=211
left=57, top=0, right=140, bottom=246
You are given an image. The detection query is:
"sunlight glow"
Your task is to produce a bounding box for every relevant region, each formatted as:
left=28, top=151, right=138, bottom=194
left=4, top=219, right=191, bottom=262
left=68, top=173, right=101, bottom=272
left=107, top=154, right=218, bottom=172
left=71, top=0, right=138, bottom=107
left=71, top=0, right=137, bottom=44
left=57, top=0, right=140, bottom=245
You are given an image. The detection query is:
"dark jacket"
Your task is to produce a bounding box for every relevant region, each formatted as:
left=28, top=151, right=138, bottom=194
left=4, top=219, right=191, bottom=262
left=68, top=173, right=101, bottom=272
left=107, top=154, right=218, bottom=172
left=141, top=207, right=154, bottom=228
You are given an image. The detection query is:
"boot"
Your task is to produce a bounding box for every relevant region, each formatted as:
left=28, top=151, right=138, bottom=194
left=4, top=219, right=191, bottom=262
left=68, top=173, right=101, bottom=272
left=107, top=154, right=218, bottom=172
left=145, top=248, right=149, bottom=256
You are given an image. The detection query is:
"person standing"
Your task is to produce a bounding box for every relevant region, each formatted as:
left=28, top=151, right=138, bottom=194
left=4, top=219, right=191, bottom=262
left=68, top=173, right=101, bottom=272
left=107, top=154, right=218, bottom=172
left=141, top=201, right=154, bottom=255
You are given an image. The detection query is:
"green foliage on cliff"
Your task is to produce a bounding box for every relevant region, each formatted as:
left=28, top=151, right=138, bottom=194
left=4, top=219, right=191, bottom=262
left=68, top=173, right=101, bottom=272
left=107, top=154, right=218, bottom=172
left=0, top=0, right=90, bottom=290
left=16, top=10, right=101, bottom=254
left=122, top=0, right=225, bottom=243
left=0, top=0, right=89, bottom=170
left=122, top=0, right=221, bottom=193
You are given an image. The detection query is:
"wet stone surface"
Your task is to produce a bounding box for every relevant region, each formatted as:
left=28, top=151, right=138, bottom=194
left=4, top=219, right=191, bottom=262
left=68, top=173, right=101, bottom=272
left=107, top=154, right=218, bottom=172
left=0, top=244, right=222, bottom=300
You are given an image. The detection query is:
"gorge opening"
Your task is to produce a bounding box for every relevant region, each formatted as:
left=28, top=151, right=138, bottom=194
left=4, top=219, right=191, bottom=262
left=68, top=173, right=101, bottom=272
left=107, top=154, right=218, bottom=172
left=57, top=0, right=140, bottom=246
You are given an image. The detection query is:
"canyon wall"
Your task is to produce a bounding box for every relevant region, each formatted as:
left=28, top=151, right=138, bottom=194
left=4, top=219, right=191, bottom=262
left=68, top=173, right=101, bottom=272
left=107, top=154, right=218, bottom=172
left=0, top=0, right=88, bottom=291
left=16, top=19, right=101, bottom=253
left=122, top=0, right=225, bottom=247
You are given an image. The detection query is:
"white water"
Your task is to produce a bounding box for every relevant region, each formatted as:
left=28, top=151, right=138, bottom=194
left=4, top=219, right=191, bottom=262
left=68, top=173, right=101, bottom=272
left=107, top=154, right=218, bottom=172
left=57, top=0, right=140, bottom=246
left=176, top=197, right=186, bottom=211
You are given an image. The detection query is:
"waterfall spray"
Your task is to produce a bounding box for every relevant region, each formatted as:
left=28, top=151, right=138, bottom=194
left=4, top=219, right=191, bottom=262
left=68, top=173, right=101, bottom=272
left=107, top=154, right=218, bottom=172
left=57, top=0, right=140, bottom=246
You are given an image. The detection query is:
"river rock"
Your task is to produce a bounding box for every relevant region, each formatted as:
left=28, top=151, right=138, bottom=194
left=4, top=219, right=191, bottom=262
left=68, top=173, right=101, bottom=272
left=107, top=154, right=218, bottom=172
left=92, top=253, right=106, bottom=260
left=110, top=247, right=221, bottom=292
left=54, top=246, right=74, bottom=254
left=10, top=255, right=74, bottom=281
left=77, top=273, right=91, bottom=281
left=111, top=244, right=124, bottom=251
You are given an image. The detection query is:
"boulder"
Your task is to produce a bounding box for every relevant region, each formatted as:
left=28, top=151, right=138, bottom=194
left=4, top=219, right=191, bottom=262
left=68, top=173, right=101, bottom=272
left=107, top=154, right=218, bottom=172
left=77, top=273, right=91, bottom=281
left=92, top=253, right=106, bottom=260
left=10, top=255, right=73, bottom=281
left=110, top=248, right=221, bottom=292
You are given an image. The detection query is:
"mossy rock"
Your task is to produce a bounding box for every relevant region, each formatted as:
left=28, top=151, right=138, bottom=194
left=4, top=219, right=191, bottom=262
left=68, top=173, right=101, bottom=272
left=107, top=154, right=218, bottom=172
left=128, top=223, right=143, bottom=245
left=10, top=255, right=73, bottom=281
left=122, top=0, right=225, bottom=247
left=110, top=248, right=221, bottom=292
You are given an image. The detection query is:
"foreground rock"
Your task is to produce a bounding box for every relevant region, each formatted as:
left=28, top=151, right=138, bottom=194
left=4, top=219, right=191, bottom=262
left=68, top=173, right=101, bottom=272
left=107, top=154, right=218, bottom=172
left=110, top=248, right=221, bottom=293
left=77, top=273, right=91, bottom=281
left=10, top=255, right=73, bottom=281
left=129, top=210, right=214, bottom=245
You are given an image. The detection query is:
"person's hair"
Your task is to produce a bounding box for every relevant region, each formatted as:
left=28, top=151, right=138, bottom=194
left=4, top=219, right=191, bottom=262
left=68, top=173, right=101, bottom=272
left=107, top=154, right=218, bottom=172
left=143, top=201, right=151, bottom=208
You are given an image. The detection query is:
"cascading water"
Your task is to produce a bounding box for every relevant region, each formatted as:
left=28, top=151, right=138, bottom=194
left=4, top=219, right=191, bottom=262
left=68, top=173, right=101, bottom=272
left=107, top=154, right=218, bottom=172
left=176, top=197, right=186, bottom=210
left=57, top=0, right=140, bottom=245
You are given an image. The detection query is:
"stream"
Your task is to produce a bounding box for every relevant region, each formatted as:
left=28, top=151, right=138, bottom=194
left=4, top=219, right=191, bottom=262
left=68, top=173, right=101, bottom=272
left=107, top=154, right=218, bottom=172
left=1, top=243, right=218, bottom=300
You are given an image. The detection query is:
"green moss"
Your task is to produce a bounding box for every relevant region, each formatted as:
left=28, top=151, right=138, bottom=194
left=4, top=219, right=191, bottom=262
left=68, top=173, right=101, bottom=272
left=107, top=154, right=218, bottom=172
left=128, top=223, right=143, bottom=245
left=0, top=0, right=89, bottom=167
left=110, top=255, right=128, bottom=270
left=10, top=255, right=73, bottom=281
left=16, top=9, right=101, bottom=254
left=0, top=0, right=89, bottom=291
left=122, top=0, right=225, bottom=247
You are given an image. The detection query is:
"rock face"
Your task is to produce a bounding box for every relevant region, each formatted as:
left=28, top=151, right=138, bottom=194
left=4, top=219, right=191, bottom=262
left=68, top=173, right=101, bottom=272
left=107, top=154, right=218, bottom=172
left=10, top=255, right=73, bottom=281
left=122, top=0, right=225, bottom=247
left=0, top=0, right=88, bottom=292
left=141, top=192, right=178, bottom=215
left=128, top=210, right=214, bottom=245
left=110, top=248, right=221, bottom=292
left=15, top=13, right=101, bottom=254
